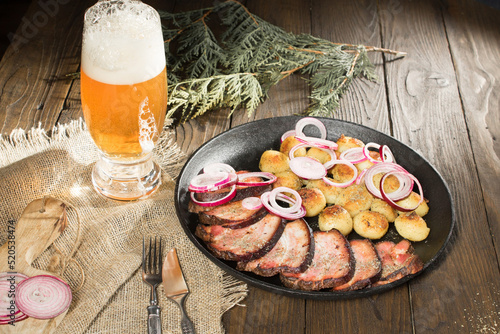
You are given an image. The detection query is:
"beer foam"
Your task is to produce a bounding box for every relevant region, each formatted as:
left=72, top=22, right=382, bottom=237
left=82, top=0, right=166, bottom=85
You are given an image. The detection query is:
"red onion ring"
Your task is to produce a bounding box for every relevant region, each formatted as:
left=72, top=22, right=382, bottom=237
left=363, top=142, right=382, bottom=163
left=190, top=185, right=236, bottom=207
left=356, top=168, right=368, bottom=185
left=188, top=172, right=237, bottom=193
left=242, top=197, right=263, bottom=210
left=379, top=145, right=396, bottom=163
left=295, top=135, right=338, bottom=150
left=339, top=147, right=368, bottom=164
left=281, top=130, right=296, bottom=142
left=295, top=117, right=327, bottom=139
left=260, top=190, right=306, bottom=220
left=364, top=162, right=413, bottom=200
left=203, top=163, right=235, bottom=174
left=322, top=161, right=358, bottom=188
left=380, top=172, right=423, bottom=212
left=289, top=156, right=327, bottom=180
left=16, top=275, right=72, bottom=320
left=237, top=172, right=277, bottom=186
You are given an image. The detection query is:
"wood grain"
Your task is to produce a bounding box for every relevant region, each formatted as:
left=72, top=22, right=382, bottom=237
left=224, top=0, right=311, bottom=332
left=380, top=0, right=500, bottom=332
left=0, top=0, right=93, bottom=135
left=444, top=0, right=500, bottom=267
left=306, top=1, right=411, bottom=333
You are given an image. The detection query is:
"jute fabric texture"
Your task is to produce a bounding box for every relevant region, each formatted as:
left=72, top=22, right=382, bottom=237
left=0, top=120, right=247, bottom=334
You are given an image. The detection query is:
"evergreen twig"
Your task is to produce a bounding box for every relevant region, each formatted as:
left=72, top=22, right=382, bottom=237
left=161, top=0, right=405, bottom=122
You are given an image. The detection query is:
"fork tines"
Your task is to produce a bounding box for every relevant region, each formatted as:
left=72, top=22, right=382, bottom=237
left=142, top=236, right=163, bottom=275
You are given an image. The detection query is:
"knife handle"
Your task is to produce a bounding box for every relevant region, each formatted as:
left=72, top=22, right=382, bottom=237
left=173, top=295, right=196, bottom=334
left=147, top=305, right=162, bottom=334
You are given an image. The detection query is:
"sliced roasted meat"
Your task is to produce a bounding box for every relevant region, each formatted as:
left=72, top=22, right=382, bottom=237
left=236, top=219, right=314, bottom=276
left=188, top=183, right=272, bottom=213
left=198, top=199, right=269, bottom=229
left=195, top=213, right=285, bottom=262
left=333, top=239, right=381, bottom=291
left=372, top=239, right=423, bottom=286
left=280, top=230, right=354, bottom=291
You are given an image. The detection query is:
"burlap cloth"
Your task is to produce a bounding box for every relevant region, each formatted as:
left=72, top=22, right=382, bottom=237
left=0, top=120, right=247, bottom=334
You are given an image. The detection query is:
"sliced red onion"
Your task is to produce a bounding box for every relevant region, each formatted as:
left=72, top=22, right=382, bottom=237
left=295, top=135, right=338, bottom=150
left=356, top=168, right=368, bottom=185
left=203, top=163, right=235, bottom=174
left=281, top=130, right=296, bottom=142
left=242, top=197, right=263, bottom=210
left=16, top=275, right=72, bottom=320
left=322, top=161, right=358, bottom=188
left=0, top=273, right=29, bottom=322
left=188, top=172, right=237, bottom=193
left=0, top=313, right=28, bottom=325
left=237, top=172, right=277, bottom=186
left=269, top=187, right=302, bottom=213
left=380, top=172, right=423, bottom=212
left=260, top=190, right=306, bottom=220
left=363, top=142, right=382, bottom=163
left=295, top=117, right=327, bottom=139
left=379, top=145, right=396, bottom=163
left=190, top=185, right=236, bottom=207
left=339, top=147, right=368, bottom=164
left=289, top=156, right=327, bottom=180
left=0, top=272, right=28, bottom=284
left=364, top=162, right=413, bottom=200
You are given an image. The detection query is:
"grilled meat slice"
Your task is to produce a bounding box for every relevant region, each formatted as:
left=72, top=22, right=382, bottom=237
left=280, top=230, right=354, bottom=291
left=236, top=219, right=314, bottom=276
left=333, top=239, right=381, bottom=291
left=198, top=199, right=269, bottom=229
left=195, top=213, right=285, bottom=262
left=372, top=239, right=423, bottom=286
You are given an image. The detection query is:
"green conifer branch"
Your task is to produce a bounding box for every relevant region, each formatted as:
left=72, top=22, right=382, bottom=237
left=159, top=0, right=405, bottom=122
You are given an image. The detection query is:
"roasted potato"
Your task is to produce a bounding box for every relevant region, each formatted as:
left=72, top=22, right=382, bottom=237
left=318, top=205, right=353, bottom=235
left=336, top=134, right=364, bottom=154
left=329, top=163, right=356, bottom=183
left=280, top=136, right=306, bottom=158
left=306, top=147, right=332, bottom=165
left=353, top=210, right=389, bottom=239
left=335, top=184, right=374, bottom=217
left=273, top=170, right=303, bottom=191
left=298, top=188, right=327, bottom=217
left=304, top=178, right=342, bottom=204
left=395, top=191, right=429, bottom=217
left=259, top=150, right=290, bottom=173
left=370, top=198, right=398, bottom=223
left=371, top=172, right=401, bottom=194
left=394, top=211, right=430, bottom=242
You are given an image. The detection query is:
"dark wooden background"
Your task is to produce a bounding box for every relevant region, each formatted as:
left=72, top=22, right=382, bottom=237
left=1, top=0, right=499, bottom=333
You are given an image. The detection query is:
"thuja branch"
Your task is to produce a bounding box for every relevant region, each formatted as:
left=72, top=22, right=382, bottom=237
left=160, top=0, right=406, bottom=122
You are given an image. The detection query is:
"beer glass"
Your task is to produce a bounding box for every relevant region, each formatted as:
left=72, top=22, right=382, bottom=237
left=81, top=0, right=168, bottom=200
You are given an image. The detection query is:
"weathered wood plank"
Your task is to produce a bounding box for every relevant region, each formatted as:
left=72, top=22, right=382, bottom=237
left=444, top=0, right=500, bottom=274
left=224, top=0, right=310, bottom=332
left=380, top=0, right=500, bottom=332
left=305, top=1, right=412, bottom=333
left=0, top=0, right=93, bottom=135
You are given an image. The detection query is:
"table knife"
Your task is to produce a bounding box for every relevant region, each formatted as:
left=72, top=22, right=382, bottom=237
left=163, top=248, right=196, bottom=334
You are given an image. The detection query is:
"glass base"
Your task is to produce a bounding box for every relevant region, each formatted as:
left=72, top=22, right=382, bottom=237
left=91, top=154, right=161, bottom=201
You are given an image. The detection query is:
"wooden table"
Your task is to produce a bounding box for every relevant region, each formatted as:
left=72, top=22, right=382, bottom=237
left=1, top=0, right=499, bottom=333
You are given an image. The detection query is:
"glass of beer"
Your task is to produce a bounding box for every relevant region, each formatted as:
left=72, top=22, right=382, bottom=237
left=81, top=0, right=168, bottom=200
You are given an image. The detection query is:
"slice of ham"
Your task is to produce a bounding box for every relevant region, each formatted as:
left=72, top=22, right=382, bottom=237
left=198, top=199, right=269, bottom=229
left=236, top=219, right=314, bottom=277
left=333, top=239, right=381, bottom=291
left=195, top=213, right=285, bottom=262
left=280, top=230, right=354, bottom=291
left=372, top=239, right=423, bottom=286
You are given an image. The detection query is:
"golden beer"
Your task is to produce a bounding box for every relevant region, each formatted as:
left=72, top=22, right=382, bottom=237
left=81, top=0, right=168, bottom=200
left=81, top=68, right=167, bottom=159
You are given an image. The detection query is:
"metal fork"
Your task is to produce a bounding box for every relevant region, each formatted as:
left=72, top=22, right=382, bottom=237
left=142, top=236, right=163, bottom=334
